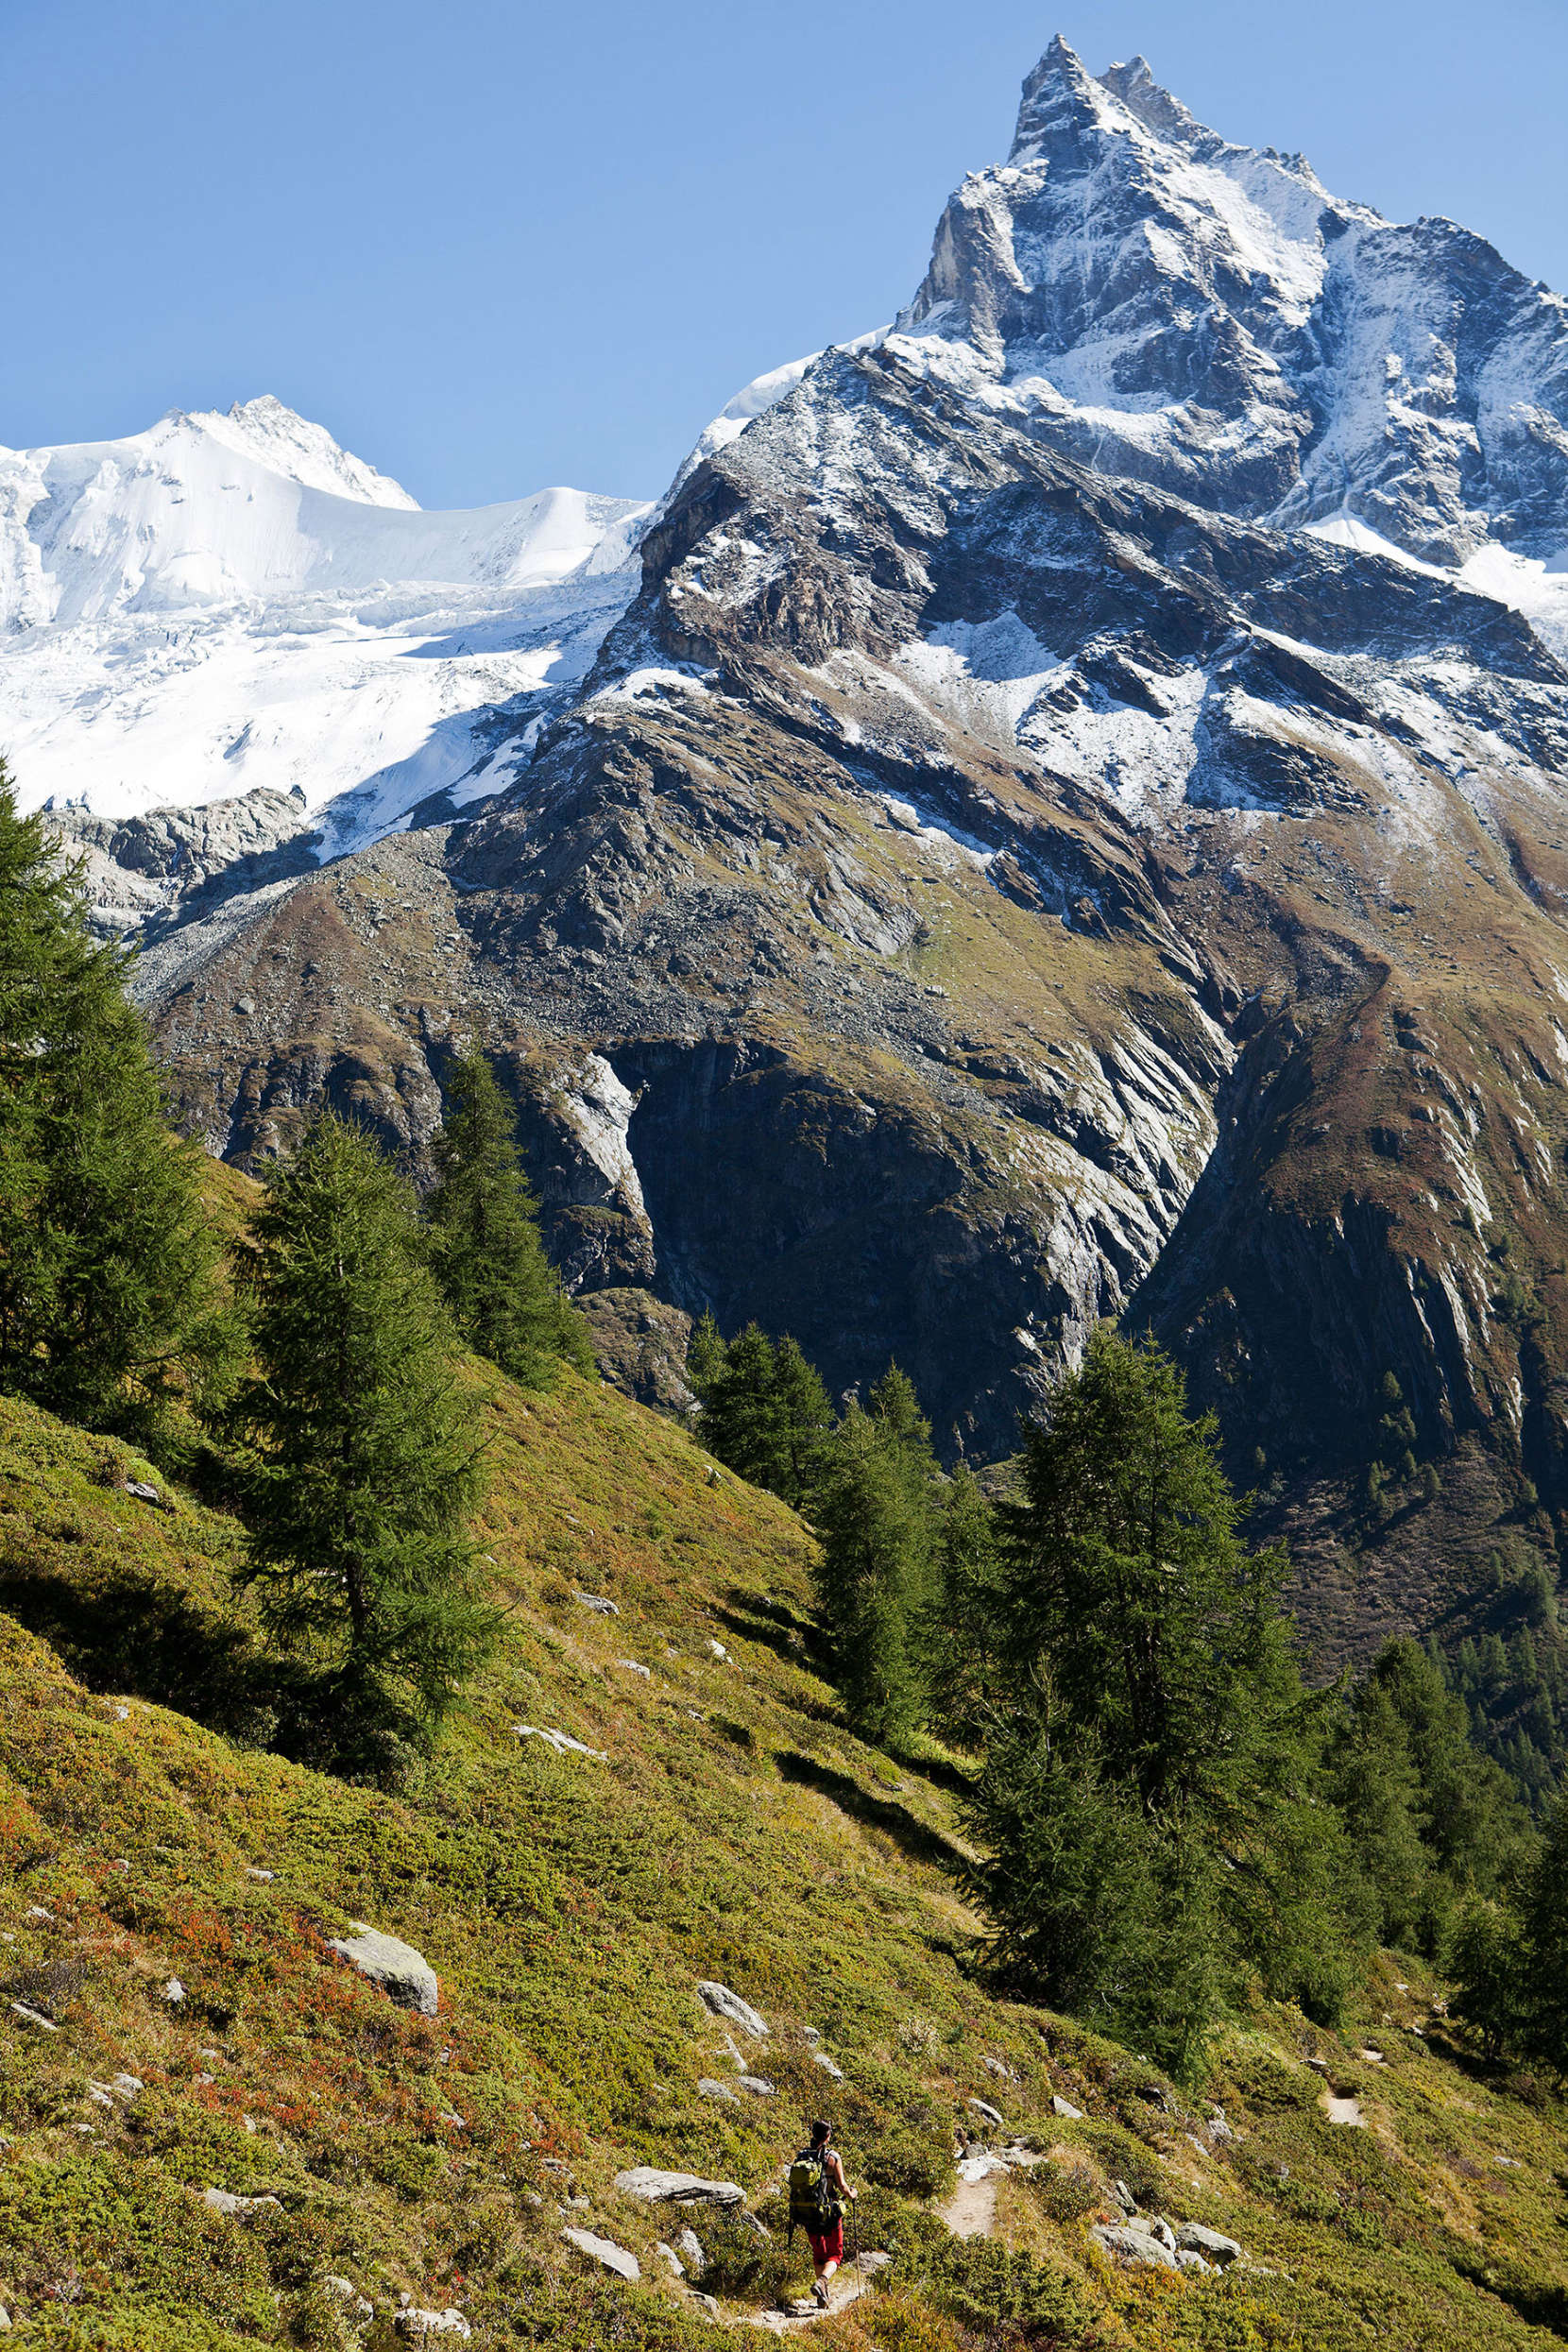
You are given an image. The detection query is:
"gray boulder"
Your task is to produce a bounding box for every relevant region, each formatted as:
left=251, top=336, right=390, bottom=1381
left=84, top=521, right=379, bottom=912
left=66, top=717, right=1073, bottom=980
left=676, top=2226, right=707, bottom=2274
left=1051, top=2093, right=1083, bottom=2121
left=574, top=1592, right=621, bottom=1616
left=395, top=2309, right=471, bottom=2339
left=697, top=2078, right=739, bottom=2104
left=1176, top=2223, right=1241, bottom=2266
left=327, top=1923, right=438, bottom=2017
left=1092, top=2223, right=1176, bottom=2270
left=563, top=2226, right=640, bottom=2283
left=696, top=1980, right=767, bottom=2038
left=615, top=2168, right=745, bottom=2208
left=737, top=2074, right=775, bottom=2098
left=967, top=2096, right=1004, bottom=2127
left=811, top=2050, right=844, bottom=2082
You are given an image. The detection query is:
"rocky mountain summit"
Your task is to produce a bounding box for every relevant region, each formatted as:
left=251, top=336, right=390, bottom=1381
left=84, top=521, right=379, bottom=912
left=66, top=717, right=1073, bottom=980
left=35, top=38, right=1568, bottom=1663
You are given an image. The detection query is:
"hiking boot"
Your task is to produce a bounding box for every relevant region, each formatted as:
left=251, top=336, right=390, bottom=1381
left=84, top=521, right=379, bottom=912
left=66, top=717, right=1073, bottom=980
left=812, top=2279, right=830, bottom=2309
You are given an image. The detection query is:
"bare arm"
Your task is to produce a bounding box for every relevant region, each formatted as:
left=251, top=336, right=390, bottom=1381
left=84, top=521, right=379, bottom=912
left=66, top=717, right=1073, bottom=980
left=827, top=2150, right=856, bottom=2201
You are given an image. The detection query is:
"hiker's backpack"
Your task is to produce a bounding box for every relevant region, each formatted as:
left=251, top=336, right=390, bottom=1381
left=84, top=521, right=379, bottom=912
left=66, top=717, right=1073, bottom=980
left=788, top=2145, right=837, bottom=2233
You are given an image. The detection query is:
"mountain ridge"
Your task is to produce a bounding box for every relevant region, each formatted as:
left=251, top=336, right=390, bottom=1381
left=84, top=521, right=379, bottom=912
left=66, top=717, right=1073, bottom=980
left=26, top=34, right=1568, bottom=1671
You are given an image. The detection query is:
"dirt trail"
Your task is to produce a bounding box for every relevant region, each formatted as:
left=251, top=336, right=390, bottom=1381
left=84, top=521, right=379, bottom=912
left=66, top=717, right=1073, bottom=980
left=746, top=2257, right=880, bottom=2333
left=937, top=2156, right=1007, bottom=2240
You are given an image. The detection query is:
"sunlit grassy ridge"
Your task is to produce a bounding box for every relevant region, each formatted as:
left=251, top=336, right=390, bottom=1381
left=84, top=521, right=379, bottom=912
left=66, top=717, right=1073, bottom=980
left=3, top=1367, right=1568, bottom=2350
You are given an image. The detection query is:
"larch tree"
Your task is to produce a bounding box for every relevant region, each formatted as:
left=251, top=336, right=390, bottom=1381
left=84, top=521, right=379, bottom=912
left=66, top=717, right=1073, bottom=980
left=229, top=1110, right=498, bottom=1736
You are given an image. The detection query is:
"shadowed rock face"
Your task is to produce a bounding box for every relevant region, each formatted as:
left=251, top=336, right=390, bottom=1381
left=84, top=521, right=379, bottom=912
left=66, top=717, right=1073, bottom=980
left=61, top=40, right=1568, bottom=1661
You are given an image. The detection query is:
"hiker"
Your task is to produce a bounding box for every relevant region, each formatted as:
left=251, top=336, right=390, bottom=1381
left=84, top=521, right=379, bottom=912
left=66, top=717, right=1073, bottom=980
left=788, top=2117, right=857, bottom=2309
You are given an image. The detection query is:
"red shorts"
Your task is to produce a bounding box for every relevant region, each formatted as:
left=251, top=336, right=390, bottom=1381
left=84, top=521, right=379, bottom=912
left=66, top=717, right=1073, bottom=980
left=807, top=2219, right=844, bottom=2266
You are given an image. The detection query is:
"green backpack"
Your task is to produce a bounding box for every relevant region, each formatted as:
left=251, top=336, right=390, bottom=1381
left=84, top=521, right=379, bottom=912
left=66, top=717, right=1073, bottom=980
left=788, top=2144, right=837, bottom=2231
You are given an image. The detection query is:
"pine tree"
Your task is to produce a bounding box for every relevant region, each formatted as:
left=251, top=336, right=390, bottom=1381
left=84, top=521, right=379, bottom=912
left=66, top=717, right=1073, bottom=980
left=688, top=1320, right=832, bottom=1508
left=812, top=1363, right=940, bottom=1747
left=229, top=1111, right=497, bottom=1736
left=0, top=762, right=229, bottom=1444
left=966, top=1325, right=1365, bottom=2071
left=425, top=1048, right=593, bottom=1388
left=926, top=1465, right=1005, bottom=1746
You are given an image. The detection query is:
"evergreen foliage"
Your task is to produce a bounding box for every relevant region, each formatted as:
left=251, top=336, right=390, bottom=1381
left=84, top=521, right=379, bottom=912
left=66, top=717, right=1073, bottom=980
left=963, top=1327, right=1365, bottom=2073
left=0, top=761, right=230, bottom=1447
left=425, top=1047, right=593, bottom=1388
left=811, top=1366, right=940, bottom=1747
left=687, top=1318, right=832, bottom=1508
left=227, top=1110, right=497, bottom=1736
left=925, top=1464, right=1006, bottom=1744
left=1333, top=1639, right=1532, bottom=1952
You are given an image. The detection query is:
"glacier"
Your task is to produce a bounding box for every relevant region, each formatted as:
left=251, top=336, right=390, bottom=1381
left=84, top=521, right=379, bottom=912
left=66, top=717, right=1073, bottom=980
left=0, top=394, right=650, bottom=861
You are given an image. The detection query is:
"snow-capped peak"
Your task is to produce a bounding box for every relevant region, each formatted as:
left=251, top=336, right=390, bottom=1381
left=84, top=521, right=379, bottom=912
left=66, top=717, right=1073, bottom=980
left=884, top=34, right=1568, bottom=565
left=190, top=394, right=420, bottom=509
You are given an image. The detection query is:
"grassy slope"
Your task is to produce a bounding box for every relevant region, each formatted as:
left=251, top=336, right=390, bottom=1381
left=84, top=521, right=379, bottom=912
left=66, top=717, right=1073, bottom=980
left=2, top=1372, right=1568, bottom=2351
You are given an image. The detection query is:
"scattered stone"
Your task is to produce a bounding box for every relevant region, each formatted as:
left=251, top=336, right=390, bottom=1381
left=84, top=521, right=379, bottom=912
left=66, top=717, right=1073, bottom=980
left=656, top=2241, right=685, bottom=2277
left=967, top=2097, right=1004, bottom=2127
left=1176, top=2248, right=1213, bottom=2273
left=697, top=2077, right=739, bottom=2104
left=574, top=1592, right=620, bottom=1616
left=560, top=2195, right=591, bottom=2211
left=125, top=1480, right=162, bottom=1506
left=1176, top=2224, right=1241, bottom=2266
left=1359, top=2047, right=1386, bottom=2064
left=112, top=1706, right=130, bottom=1721
left=0, top=2306, right=9, bottom=2330
left=615, top=2168, right=745, bottom=2209
left=439, top=2109, right=466, bottom=2129
left=708, top=1640, right=729, bottom=1661
left=1145, top=2217, right=1176, bottom=2252
left=737, top=2074, right=775, bottom=2097
left=855, top=2251, right=892, bottom=2275
left=25, top=1906, right=52, bottom=1923
left=246, top=1867, right=275, bottom=1883
left=800, top=2026, right=821, bottom=2043
left=10, top=2003, right=58, bottom=2032
left=1304, top=2056, right=1328, bottom=2073
left=395, top=2309, right=471, bottom=2339
left=73, top=2122, right=97, bottom=2136
left=811, top=2050, right=844, bottom=2082
left=676, top=2226, right=707, bottom=2273
left=88, top=2083, right=115, bottom=2106
left=1208, top=2108, right=1235, bottom=2143
left=563, top=2226, right=640, bottom=2283
left=1113, top=2180, right=1137, bottom=2213
left=234, top=997, right=256, bottom=1017
left=696, top=1980, right=767, bottom=2038
left=515, top=1724, right=608, bottom=1761
left=982, top=2056, right=1017, bottom=2081
left=691, top=2292, right=721, bottom=2319
left=111, top=2073, right=143, bottom=2097
left=617, top=1659, right=652, bottom=1679
left=327, top=1924, right=439, bottom=2017
left=1051, top=2093, right=1083, bottom=2121
left=1093, top=2223, right=1176, bottom=2270
left=1323, top=2092, right=1365, bottom=2126
left=203, top=2188, right=282, bottom=2217
left=163, top=1978, right=185, bottom=2004
left=324, top=2276, right=374, bottom=2320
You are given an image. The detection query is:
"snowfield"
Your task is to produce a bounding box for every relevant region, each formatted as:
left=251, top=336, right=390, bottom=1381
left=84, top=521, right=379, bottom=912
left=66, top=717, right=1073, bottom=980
left=0, top=396, right=649, bottom=856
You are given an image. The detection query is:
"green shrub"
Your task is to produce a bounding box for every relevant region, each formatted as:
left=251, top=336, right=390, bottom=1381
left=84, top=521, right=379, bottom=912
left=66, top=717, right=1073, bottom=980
left=1032, top=2159, right=1102, bottom=2224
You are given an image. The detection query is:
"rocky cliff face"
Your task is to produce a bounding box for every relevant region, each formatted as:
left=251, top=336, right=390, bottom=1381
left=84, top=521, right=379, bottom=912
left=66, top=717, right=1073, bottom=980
left=45, top=39, right=1568, bottom=1663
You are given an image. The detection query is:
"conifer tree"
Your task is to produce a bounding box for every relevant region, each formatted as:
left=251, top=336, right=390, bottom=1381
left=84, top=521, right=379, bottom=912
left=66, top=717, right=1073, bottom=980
left=0, top=761, right=228, bottom=1443
left=688, top=1319, right=832, bottom=1508
left=926, top=1465, right=1005, bottom=1746
left=230, top=1111, right=497, bottom=1734
left=965, top=1325, right=1364, bottom=2071
left=425, top=1048, right=593, bottom=1387
left=811, top=1363, right=940, bottom=1746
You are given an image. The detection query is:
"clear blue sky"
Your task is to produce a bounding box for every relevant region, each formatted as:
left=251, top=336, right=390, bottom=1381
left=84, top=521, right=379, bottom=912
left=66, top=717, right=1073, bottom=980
left=8, top=0, right=1564, bottom=510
